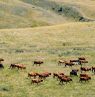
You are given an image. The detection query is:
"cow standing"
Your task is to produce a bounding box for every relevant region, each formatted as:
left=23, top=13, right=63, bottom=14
left=33, top=61, right=44, bottom=66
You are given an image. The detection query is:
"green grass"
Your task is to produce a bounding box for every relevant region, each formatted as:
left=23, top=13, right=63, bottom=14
left=0, top=22, right=95, bottom=97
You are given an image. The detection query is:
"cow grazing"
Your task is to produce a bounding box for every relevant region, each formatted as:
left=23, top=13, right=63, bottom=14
left=33, top=61, right=43, bottom=66
left=31, top=79, right=43, bottom=85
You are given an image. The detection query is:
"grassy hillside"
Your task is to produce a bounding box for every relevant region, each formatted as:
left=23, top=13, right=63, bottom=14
left=0, top=0, right=95, bottom=29
left=0, top=22, right=95, bottom=97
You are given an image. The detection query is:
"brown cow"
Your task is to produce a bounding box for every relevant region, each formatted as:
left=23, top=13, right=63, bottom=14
left=78, top=57, right=86, bottom=60
left=65, top=62, right=75, bottom=67
left=59, top=76, right=72, bottom=84
left=53, top=72, right=64, bottom=79
left=10, top=64, right=18, bottom=69
left=17, top=64, right=26, bottom=69
left=10, top=64, right=26, bottom=70
left=58, top=60, right=66, bottom=66
left=79, top=77, right=91, bottom=82
left=28, top=72, right=38, bottom=78
left=38, top=72, right=51, bottom=79
left=70, top=60, right=80, bottom=65
left=31, top=79, right=43, bottom=85
left=80, top=67, right=91, bottom=72
left=33, top=61, right=44, bottom=66
left=80, top=74, right=91, bottom=80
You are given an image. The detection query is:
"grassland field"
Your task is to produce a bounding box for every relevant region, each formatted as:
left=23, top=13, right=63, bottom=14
left=0, top=22, right=95, bottom=97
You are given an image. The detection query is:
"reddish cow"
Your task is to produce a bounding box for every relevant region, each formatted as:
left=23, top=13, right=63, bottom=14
left=28, top=72, right=38, bottom=78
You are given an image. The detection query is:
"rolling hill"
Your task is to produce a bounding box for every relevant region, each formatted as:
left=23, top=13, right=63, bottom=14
left=0, top=0, right=95, bottom=29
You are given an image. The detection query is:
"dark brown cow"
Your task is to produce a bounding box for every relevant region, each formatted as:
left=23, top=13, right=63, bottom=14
left=78, top=57, right=86, bottom=60
left=79, top=77, right=91, bottom=82
left=70, top=60, right=80, bottom=65
left=33, top=61, right=43, bottom=66
left=31, top=79, right=43, bottom=85
left=80, top=60, right=88, bottom=63
left=80, top=67, right=91, bottom=72
left=10, top=64, right=18, bottom=69
left=65, top=62, right=75, bottom=67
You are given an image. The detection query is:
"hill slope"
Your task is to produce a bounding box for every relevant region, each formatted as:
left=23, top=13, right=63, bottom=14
left=0, top=0, right=95, bottom=29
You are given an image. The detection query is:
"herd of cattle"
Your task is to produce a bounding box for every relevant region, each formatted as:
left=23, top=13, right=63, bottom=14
left=0, top=57, right=95, bottom=85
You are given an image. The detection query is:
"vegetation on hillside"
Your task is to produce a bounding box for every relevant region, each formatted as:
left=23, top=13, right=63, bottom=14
left=0, top=0, right=95, bottom=29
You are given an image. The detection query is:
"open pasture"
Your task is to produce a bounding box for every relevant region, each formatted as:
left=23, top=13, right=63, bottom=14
left=0, top=22, right=95, bottom=97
